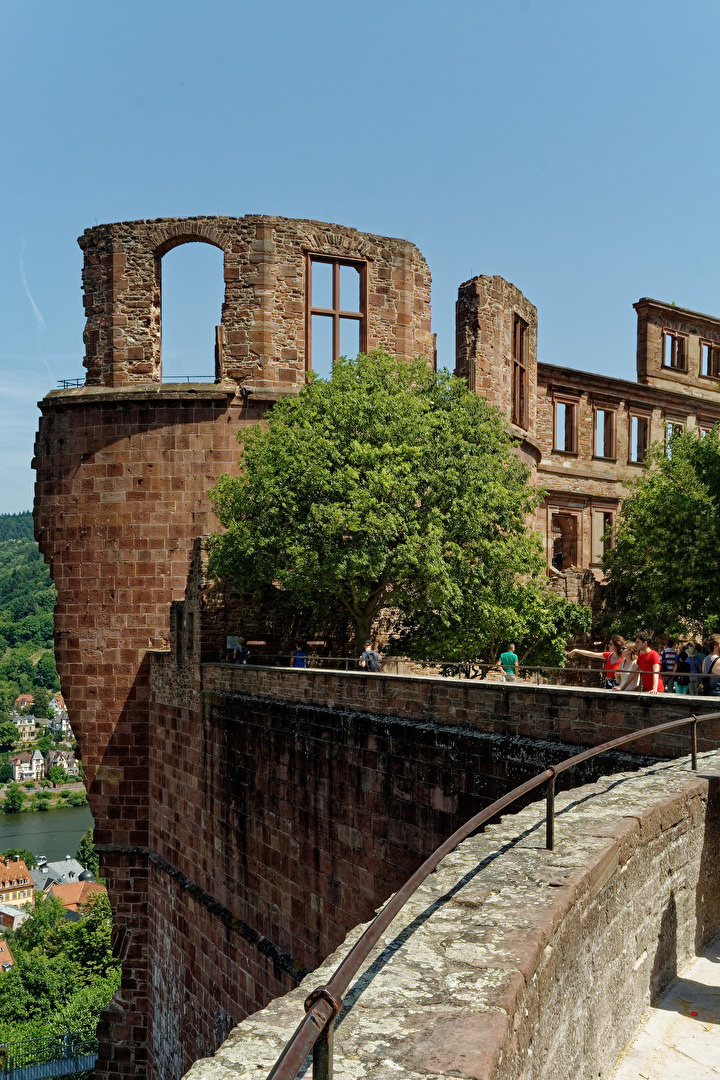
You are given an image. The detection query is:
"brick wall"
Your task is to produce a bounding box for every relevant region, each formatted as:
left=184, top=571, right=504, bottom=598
left=202, top=664, right=720, bottom=758
left=142, top=655, right=669, bottom=1078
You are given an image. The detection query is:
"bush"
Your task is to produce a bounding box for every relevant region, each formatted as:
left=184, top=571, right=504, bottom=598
left=67, top=792, right=88, bottom=807
left=59, top=791, right=71, bottom=800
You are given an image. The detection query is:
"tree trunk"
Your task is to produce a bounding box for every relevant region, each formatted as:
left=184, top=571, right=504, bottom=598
left=353, top=612, right=373, bottom=652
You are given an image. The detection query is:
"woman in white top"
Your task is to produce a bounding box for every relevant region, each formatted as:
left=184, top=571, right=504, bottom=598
left=612, top=644, right=640, bottom=691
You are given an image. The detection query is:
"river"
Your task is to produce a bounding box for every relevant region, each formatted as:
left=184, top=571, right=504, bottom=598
left=0, top=805, right=94, bottom=864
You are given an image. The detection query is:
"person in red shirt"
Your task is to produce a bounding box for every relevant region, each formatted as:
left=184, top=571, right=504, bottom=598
left=635, top=631, right=664, bottom=693
left=568, top=635, right=625, bottom=688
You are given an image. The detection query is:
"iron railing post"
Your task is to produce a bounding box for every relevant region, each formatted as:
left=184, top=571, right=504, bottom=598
left=691, top=716, right=698, bottom=770
left=546, top=774, right=556, bottom=850
left=312, top=1019, right=334, bottom=1080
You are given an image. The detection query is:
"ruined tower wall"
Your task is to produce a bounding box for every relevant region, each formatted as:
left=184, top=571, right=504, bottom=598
left=79, top=215, right=433, bottom=389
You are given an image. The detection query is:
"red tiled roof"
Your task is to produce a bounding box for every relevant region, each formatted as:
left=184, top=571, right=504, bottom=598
left=49, top=881, right=106, bottom=913
left=0, top=861, right=31, bottom=888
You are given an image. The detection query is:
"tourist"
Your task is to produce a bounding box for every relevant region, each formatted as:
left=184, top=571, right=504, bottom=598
left=290, top=642, right=309, bottom=669
left=567, top=635, right=624, bottom=689
left=233, top=639, right=250, bottom=665
left=359, top=640, right=381, bottom=672
left=686, top=642, right=702, bottom=695
left=635, top=631, right=664, bottom=694
left=497, top=643, right=519, bottom=683
left=660, top=637, right=679, bottom=692
left=674, top=648, right=691, bottom=694
left=612, top=643, right=640, bottom=691
left=702, top=635, right=720, bottom=697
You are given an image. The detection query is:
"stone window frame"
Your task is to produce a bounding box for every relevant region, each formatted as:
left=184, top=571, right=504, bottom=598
left=591, top=505, right=615, bottom=566
left=699, top=340, right=720, bottom=380
left=548, top=506, right=582, bottom=570
left=662, top=330, right=687, bottom=372
left=552, top=394, right=579, bottom=455
left=511, top=313, right=529, bottom=429
left=592, top=405, right=617, bottom=461
left=305, top=252, right=367, bottom=375
left=628, top=410, right=651, bottom=466
left=664, top=417, right=685, bottom=458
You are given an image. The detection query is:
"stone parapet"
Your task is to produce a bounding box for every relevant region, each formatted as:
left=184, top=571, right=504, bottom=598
left=182, top=750, right=720, bottom=1080
left=201, top=664, right=720, bottom=758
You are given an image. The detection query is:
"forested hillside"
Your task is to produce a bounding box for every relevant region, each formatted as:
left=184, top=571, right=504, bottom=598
left=0, top=514, right=59, bottom=714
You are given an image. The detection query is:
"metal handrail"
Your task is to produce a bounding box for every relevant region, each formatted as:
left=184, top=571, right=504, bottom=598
left=266, top=710, right=719, bottom=1080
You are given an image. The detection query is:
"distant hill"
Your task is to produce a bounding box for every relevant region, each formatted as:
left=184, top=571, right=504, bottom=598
left=0, top=515, right=59, bottom=714
left=0, top=512, right=34, bottom=541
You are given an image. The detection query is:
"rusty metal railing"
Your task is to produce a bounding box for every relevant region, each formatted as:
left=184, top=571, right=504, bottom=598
left=266, top=710, right=718, bottom=1080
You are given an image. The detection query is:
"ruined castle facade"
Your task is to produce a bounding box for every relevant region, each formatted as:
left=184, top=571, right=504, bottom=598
left=32, top=216, right=720, bottom=1078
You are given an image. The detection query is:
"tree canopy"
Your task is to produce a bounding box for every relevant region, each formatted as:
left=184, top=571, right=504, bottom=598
left=604, top=427, right=720, bottom=636
left=210, top=352, right=588, bottom=657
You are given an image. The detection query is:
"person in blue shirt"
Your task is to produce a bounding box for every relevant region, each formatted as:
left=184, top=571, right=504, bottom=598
left=290, top=643, right=309, bottom=668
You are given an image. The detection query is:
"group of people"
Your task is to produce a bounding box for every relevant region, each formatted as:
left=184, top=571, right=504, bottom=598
left=568, top=633, right=720, bottom=696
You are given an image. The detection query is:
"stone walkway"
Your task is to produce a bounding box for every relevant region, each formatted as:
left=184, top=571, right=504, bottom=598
left=612, top=936, right=720, bottom=1079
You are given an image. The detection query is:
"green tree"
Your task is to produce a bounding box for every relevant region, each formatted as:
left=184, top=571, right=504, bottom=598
left=76, top=829, right=100, bottom=877
left=64, top=891, right=116, bottom=980
left=29, top=687, right=51, bottom=719
left=0, top=722, right=17, bottom=753
left=33, top=654, right=60, bottom=693
left=210, top=352, right=583, bottom=652
left=0, top=849, right=37, bottom=869
left=3, top=784, right=23, bottom=814
left=47, top=766, right=67, bottom=786
left=604, top=428, right=720, bottom=636
left=14, top=893, right=67, bottom=955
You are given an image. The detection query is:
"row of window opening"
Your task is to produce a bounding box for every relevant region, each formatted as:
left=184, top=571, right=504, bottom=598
left=554, top=402, right=712, bottom=462
left=662, top=331, right=720, bottom=378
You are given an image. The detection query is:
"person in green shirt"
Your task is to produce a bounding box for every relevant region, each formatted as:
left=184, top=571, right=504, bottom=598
left=497, top=644, right=519, bottom=683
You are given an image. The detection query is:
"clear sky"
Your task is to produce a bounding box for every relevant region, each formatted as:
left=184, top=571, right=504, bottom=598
left=2, top=0, right=720, bottom=513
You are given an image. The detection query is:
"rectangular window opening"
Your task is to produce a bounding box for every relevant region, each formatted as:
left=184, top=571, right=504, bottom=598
left=665, top=420, right=684, bottom=458
left=701, top=341, right=720, bottom=378
left=629, top=415, right=649, bottom=463
left=512, top=315, right=528, bottom=429
left=594, top=408, right=615, bottom=459
left=308, top=256, right=366, bottom=377
left=554, top=400, right=577, bottom=453
left=662, top=331, right=686, bottom=371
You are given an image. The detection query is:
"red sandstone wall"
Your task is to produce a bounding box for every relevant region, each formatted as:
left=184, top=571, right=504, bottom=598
left=33, top=386, right=255, bottom=1078
left=79, top=216, right=433, bottom=389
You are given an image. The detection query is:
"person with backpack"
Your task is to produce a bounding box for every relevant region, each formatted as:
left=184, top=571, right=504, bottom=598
left=359, top=640, right=380, bottom=672
left=702, top=636, right=720, bottom=697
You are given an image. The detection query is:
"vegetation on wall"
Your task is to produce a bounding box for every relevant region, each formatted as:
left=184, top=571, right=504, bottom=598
left=209, top=352, right=589, bottom=660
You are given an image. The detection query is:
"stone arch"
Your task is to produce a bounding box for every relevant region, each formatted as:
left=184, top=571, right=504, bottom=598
left=151, top=235, right=227, bottom=381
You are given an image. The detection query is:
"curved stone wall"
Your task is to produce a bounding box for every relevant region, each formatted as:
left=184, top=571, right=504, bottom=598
left=183, top=750, right=720, bottom=1080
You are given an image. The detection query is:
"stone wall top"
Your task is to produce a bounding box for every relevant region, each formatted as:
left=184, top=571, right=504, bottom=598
left=183, top=749, right=720, bottom=1080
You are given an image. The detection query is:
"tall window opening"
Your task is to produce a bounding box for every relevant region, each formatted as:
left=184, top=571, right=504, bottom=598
left=701, top=341, right=720, bottom=378
left=592, top=510, right=614, bottom=564
left=554, top=399, right=577, bottom=453
left=629, top=414, right=650, bottom=463
left=665, top=419, right=684, bottom=458
left=512, top=315, right=528, bottom=428
left=551, top=512, right=579, bottom=570
left=160, top=241, right=224, bottom=381
left=307, top=255, right=366, bottom=379
left=662, top=331, right=686, bottom=371
left=593, top=408, right=616, bottom=459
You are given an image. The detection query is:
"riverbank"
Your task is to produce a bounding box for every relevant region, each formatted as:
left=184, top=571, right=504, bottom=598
left=0, top=780, right=87, bottom=813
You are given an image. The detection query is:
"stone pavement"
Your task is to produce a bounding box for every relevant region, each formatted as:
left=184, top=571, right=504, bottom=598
left=612, top=936, right=720, bottom=1079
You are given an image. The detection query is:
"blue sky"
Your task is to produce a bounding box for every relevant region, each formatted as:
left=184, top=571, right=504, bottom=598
left=2, top=0, right=720, bottom=512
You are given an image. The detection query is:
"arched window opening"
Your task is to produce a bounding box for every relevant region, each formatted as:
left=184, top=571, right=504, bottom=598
left=160, top=242, right=224, bottom=381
